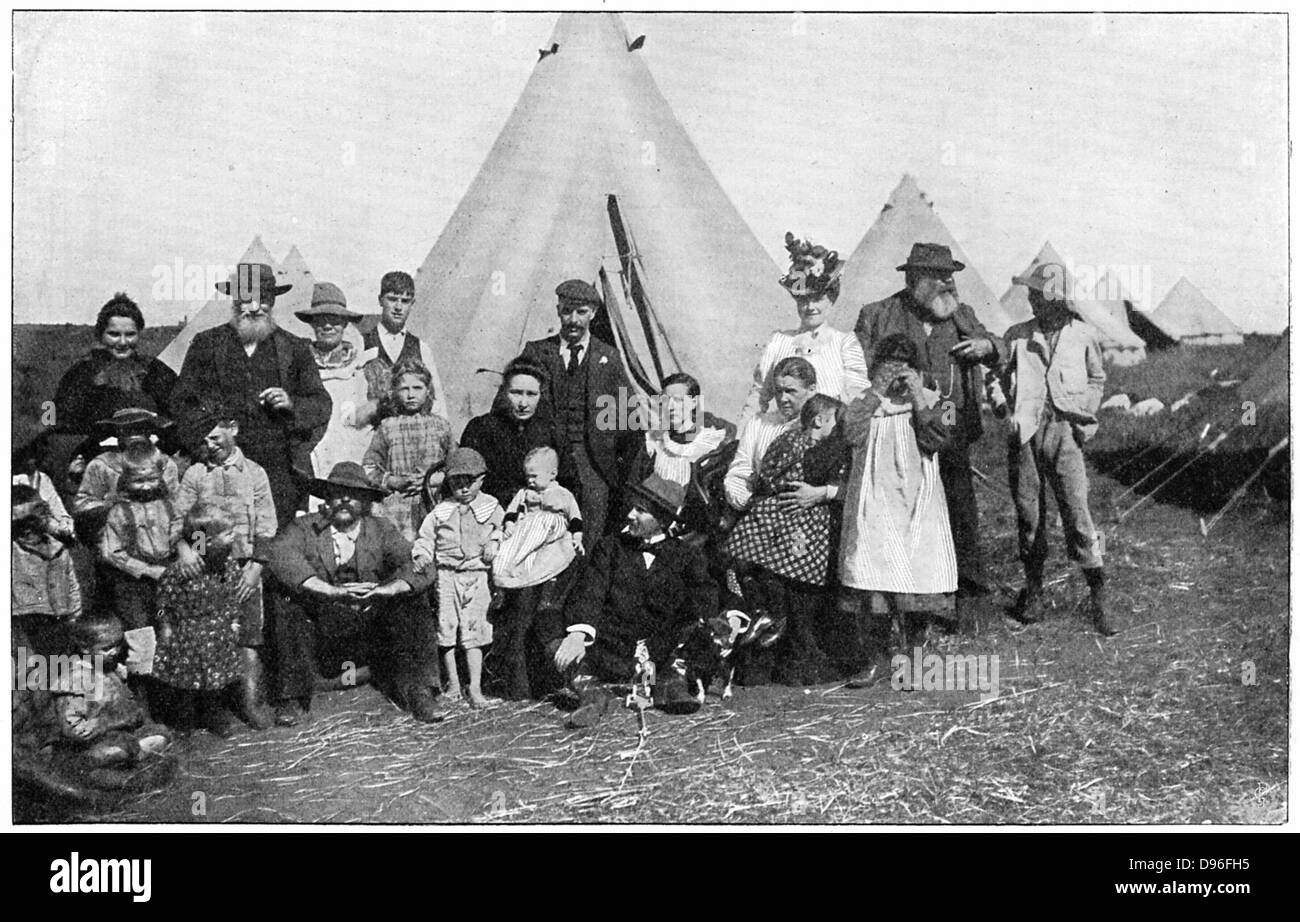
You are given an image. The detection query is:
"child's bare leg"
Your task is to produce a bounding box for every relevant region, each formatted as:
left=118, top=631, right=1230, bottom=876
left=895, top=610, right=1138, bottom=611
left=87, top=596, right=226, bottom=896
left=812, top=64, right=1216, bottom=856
left=441, top=648, right=462, bottom=701
left=465, top=648, right=498, bottom=708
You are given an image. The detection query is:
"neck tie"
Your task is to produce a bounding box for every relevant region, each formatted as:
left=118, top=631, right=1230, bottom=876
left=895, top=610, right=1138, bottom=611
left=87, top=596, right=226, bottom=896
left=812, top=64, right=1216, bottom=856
left=567, top=343, right=583, bottom=376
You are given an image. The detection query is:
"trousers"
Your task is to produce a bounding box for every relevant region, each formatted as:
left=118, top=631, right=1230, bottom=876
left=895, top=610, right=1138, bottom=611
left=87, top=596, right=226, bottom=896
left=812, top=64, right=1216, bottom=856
left=1008, top=418, right=1103, bottom=573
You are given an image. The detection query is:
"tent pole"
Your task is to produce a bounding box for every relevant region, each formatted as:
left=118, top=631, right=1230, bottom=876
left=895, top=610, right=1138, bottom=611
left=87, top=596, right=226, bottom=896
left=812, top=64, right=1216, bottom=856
left=1198, top=437, right=1289, bottom=536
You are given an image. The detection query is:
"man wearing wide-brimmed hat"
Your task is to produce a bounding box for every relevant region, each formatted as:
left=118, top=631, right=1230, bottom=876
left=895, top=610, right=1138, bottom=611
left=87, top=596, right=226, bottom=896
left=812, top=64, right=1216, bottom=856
left=172, top=262, right=332, bottom=526
left=266, top=461, right=447, bottom=725
left=853, top=242, right=1003, bottom=634
left=541, top=473, right=717, bottom=729
left=995, top=263, right=1113, bottom=635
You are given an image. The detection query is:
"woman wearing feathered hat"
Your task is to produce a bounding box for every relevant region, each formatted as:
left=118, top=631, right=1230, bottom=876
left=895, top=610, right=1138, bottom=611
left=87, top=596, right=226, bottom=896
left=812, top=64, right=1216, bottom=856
left=738, top=233, right=870, bottom=426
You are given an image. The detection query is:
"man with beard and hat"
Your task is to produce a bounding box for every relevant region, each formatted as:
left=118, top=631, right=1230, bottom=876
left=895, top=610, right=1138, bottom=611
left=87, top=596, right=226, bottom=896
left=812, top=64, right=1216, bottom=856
left=521, top=279, right=632, bottom=549
left=541, top=474, right=718, bottom=729
left=172, top=262, right=332, bottom=526
left=995, top=263, right=1114, bottom=636
left=853, top=243, right=1003, bottom=632
left=266, top=461, right=446, bottom=725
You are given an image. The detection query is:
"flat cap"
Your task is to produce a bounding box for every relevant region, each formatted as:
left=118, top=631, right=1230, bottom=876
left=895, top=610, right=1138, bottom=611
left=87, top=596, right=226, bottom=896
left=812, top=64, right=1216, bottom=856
left=555, top=279, right=601, bottom=306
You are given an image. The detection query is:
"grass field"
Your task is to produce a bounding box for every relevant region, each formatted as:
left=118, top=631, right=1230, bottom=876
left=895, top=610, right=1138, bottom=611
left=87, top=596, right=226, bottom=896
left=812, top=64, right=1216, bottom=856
left=11, top=326, right=1289, bottom=824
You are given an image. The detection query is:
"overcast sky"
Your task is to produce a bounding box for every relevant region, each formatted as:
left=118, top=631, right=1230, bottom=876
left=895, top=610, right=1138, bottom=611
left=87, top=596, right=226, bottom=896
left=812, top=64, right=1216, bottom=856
left=13, top=11, right=1288, bottom=332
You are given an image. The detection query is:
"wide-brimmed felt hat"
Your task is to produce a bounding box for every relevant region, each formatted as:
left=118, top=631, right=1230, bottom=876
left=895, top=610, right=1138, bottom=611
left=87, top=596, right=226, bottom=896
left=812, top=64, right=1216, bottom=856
left=295, top=282, right=362, bottom=323
left=627, top=473, right=686, bottom=523
left=215, top=263, right=292, bottom=301
left=555, top=279, right=602, bottom=306
left=311, top=461, right=386, bottom=501
left=1012, top=262, right=1073, bottom=304
left=896, top=242, right=966, bottom=274
left=93, top=407, right=173, bottom=432
left=176, top=399, right=236, bottom=449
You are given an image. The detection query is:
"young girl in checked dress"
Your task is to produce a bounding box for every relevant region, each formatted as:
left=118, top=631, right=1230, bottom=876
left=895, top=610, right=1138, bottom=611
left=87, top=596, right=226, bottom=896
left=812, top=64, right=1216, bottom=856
left=724, top=393, right=848, bottom=685
left=363, top=361, right=456, bottom=542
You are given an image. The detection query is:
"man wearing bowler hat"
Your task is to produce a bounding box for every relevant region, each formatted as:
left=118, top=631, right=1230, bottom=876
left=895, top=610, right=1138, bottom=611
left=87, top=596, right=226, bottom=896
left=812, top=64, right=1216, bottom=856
left=521, top=279, right=631, bottom=548
left=854, top=243, right=1003, bottom=635
left=541, top=474, right=717, bottom=729
left=266, top=461, right=447, bottom=725
left=172, top=262, right=332, bottom=526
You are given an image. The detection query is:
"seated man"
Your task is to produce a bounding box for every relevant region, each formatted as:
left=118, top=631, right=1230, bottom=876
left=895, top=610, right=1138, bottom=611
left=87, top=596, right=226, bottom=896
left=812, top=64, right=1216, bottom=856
left=543, top=474, right=718, bottom=729
left=267, top=461, right=445, bottom=725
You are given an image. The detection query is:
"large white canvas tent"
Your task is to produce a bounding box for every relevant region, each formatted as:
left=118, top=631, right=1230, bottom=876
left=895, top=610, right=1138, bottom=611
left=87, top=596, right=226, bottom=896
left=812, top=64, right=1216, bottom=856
left=157, top=235, right=279, bottom=371
left=405, top=12, right=787, bottom=428
left=1000, top=241, right=1147, bottom=365
left=1151, top=277, right=1244, bottom=346
left=1093, top=268, right=1179, bottom=351
left=836, top=174, right=1013, bottom=336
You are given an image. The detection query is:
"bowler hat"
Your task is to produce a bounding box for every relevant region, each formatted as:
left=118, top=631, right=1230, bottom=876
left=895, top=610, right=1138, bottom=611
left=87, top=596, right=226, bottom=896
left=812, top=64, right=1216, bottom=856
left=1012, top=262, right=1072, bottom=303
left=896, top=243, right=966, bottom=274
left=444, top=447, right=488, bottom=479
left=295, top=282, right=362, bottom=323
left=555, top=279, right=602, bottom=306
left=311, top=461, right=386, bottom=501
left=216, top=263, right=292, bottom=301
left=627, top=473, right=685, bottom=523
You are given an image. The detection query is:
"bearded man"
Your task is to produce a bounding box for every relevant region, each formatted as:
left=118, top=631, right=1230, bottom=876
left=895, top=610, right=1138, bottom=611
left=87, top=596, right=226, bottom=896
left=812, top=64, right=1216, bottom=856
left=266, top=462, right=447, bottom=725
left=173, top=263, right=332, bottom=525
left=853, top=243, right=1002, bottom=631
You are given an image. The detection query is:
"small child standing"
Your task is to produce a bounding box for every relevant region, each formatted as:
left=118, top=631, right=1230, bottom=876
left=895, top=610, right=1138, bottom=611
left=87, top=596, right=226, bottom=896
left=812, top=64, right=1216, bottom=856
left=99, top=456, right=180, bottom=631
left=72, top=407, right=180, bottom=541
left=12, top=485, right=82, bottom=656
left=491, top=446, right=583, bottom=590
left=412, top=448, right=505, bottom=709
left=363, top=360, right=456, bottom=542
left=152, top=504, right=247, bottom=738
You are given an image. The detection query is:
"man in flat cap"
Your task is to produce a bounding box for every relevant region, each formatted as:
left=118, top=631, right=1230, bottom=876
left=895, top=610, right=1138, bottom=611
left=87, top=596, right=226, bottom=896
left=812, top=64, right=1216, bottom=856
left=172, top=262, right=332, bottom=526
left=521, top=279, right=631, bottom=548
left=360, top=270, right=448, bottom=420
left=994, top=263, right=1113, bottom=635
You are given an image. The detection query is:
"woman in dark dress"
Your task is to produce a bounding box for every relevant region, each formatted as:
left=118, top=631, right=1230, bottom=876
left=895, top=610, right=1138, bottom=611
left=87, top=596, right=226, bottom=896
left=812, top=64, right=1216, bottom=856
left=52, top=293, right=179, bottom=480
left=460, top=357, right=573, bottom=700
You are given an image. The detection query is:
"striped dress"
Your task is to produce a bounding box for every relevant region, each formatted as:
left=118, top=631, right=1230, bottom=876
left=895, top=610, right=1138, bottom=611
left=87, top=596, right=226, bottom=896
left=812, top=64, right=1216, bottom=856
left=740, top=326, right=869, bottom=424
left=839, top=392, right=958, bottom=613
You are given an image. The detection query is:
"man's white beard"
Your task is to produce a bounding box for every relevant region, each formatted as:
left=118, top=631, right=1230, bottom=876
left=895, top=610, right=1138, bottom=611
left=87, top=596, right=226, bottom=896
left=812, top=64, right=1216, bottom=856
left=233, top=312, right=277, bottom=345
left=925, top=290, right=960, bottom=320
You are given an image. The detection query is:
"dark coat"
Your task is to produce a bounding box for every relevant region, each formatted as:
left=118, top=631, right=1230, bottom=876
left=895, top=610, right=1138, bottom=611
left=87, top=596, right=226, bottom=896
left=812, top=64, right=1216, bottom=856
left=172, top=324, right=332, bottom=476
left=520, top=335, right=631, bottom=486
left=854, top=289, right=1002, bottom=443
left=54, top=350, right=178, bottom=434
left=547, top=532, right=717, bottom=680
left=267, top=511, right=432, bottom=594
left=459, top=406, right=575, bottom=508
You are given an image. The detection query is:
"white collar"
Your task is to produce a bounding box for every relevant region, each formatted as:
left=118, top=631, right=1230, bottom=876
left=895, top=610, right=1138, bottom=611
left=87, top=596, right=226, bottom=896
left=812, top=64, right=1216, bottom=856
left=647, top=426, right=726, bottom=459
left=208, top=446, right=246, bottom=471
left=559, top=333, right=591, bottom=357
left=329, top=522, right=362, bottom=540
left=433, top=494, right=500, bottom=525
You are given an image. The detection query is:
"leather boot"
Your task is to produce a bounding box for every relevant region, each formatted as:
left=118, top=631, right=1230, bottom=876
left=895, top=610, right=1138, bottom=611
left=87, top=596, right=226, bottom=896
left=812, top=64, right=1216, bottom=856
left=846, top=614, right=894, bottom=689
left=1084, top=568, right=1117, bottom=636
left=1009, top=565, right=1046, bottom=624
left=237, top=647, right=275, bottom=730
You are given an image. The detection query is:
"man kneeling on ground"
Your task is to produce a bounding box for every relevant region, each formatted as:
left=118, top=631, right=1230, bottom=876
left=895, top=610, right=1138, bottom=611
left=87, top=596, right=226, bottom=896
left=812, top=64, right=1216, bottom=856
left=267, top=461, right=446, bottom=725
left=543, top=474, right=717, bottom=729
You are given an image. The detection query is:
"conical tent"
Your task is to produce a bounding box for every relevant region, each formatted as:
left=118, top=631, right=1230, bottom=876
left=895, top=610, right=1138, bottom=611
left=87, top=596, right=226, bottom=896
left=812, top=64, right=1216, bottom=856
left=1001, top=242, right=1147, bottom=365
left=1238, top=328, right=1289, bottom=408
left=836, top=174, right=1013, bottom=335
left=1093, top=268, right=1179, bottom=351
left=274, top=246, right=318, bottom=342
left=1151, top=277, right=1244, bottom=345
left=157, top=235, right=279, bottom=371
left=405, top=12, right=786, bottom=429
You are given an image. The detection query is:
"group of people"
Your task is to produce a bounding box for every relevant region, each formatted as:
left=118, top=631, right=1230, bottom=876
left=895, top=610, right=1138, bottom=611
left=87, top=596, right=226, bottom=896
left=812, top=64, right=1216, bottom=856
left=13, top=232, right=1117, bottom=779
